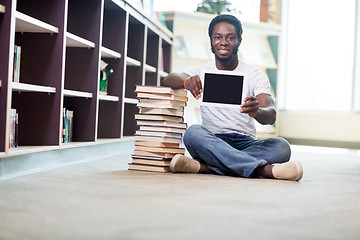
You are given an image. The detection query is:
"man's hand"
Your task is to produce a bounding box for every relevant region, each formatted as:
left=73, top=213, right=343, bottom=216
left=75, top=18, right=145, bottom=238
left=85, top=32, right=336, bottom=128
left=184, top=75, right=202, bottom=99
left=240, top=94, right=276, bottom=125
left=240, top=96, right=259, bottom=118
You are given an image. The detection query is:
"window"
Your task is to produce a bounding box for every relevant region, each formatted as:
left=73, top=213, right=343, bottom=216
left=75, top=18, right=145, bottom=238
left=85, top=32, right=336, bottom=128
left=279, top=0, right=358, bottom=111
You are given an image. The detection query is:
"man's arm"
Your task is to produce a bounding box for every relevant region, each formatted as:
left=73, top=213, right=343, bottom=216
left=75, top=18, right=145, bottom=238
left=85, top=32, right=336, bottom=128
left=162, top=73, right=203, bottom=99
left=240, top=93, right=276, bottom=125
left=162, top=73, right=189, bottom=89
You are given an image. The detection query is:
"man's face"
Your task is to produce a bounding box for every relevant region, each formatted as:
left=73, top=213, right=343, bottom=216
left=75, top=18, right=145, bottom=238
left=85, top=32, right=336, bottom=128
left=211, top=22, right=240, bottom=63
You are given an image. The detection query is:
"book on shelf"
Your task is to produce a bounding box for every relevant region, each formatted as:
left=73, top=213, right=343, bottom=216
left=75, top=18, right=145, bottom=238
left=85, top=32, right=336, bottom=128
left=135, top=113, right=183, bottom=122
left=128, top=163, right=170, bottom=173
left=129, top=85, right=188, bottom=173
left=139, top=107, right=183, bottom=117
left=136, top=120, right=187, bottom=129
left=13, top=45, right=21, bottom=83
left=9, top=108, right=18, bottom=149
left=135, top=135, right=182, bottom=144
left=136, top=92, right=188, bottom=102
left=135, top=85, right=187, bottom=97
left=62, top=108, right=74, bottom=143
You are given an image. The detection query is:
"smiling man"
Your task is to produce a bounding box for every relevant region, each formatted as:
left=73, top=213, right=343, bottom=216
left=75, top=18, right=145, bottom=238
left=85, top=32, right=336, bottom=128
left=162, top=14, right=303, bottom=181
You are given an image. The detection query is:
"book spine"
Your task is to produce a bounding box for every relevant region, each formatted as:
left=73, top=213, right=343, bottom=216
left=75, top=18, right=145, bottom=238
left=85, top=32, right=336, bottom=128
left=69, top=110, right=73, bottom=142
left=13, top=46, right=17, bottom=82
left=63, top=108, right=66, bottom=143
left=9, top=109, right=17, bottom=148
left=16, top=46, right=21, bottom=83
left=13, top=45, right=21, bottom=83
left=15, top=112, right=18, bottom=148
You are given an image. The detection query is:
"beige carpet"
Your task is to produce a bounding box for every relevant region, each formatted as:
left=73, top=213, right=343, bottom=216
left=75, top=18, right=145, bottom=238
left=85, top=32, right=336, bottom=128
left=0, top=146, right=360, bottom=240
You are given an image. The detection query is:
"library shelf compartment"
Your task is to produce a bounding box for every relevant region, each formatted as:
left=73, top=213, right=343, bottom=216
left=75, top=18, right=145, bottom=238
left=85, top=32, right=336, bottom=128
left=123, top=102, right=139, bottom=136
left=11, top=91, right=61, bottom=147
left=99, top=1, right=125, bottom=139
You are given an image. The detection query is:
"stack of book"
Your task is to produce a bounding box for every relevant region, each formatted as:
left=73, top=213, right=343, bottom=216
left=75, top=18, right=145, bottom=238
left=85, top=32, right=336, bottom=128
left=129, top=85, right=188, bottom=172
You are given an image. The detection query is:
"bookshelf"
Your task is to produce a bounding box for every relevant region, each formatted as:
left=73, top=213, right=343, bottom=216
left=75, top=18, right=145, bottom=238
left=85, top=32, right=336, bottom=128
left=0, top=0, right=173, bottom=157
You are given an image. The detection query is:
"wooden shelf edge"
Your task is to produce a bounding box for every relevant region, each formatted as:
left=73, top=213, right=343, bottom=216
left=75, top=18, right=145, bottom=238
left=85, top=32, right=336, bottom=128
left=60, top=141, right=96, bottom=149
left=64, top=89, right=93, bottom=98
left=144, top=64, right=157, bottom=73
left=124, top=97, right=138, bottom=104
left=15, top=11, right=58, bottom=33
left=159, top=70, right=168, bottom=78
left=96, top=136, right=135, bottom=144
left=11, top=82, right=56, bottom=93
left=101, top=46, right=121, bottom=58
left=66, top=32, right=95, bottom=48
left=98, top=94, right=120, bottom=102
left=7, top=146, right=59, bottom=157
left=126, top=56, right=141, bottom=66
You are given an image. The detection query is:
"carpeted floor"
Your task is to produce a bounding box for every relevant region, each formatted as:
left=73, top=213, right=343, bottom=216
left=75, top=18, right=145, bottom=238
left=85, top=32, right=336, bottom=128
left=0, top=145, right=359, bottom=240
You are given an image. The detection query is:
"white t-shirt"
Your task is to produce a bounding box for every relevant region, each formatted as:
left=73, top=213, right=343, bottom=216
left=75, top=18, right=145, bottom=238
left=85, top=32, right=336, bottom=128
left=184, top=60, right=272, bottom=139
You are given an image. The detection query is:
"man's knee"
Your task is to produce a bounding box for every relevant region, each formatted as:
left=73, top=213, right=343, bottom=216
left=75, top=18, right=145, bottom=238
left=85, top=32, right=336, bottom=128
left=184, top=124, right=206, bottom=144
left=274, top=137, right=291, bottom=162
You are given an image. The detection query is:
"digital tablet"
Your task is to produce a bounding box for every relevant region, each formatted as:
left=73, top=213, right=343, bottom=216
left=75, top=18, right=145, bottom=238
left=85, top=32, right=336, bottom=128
left=200, top=70, right=248, bottom=108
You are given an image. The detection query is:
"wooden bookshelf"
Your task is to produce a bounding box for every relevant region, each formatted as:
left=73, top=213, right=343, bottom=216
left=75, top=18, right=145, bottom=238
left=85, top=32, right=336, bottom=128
left=0, top=0, right=173, bottom=157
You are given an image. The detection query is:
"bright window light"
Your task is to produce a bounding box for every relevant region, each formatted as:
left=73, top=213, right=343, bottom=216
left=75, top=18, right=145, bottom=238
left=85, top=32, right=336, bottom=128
left=283, top=0, right=356, bottom=111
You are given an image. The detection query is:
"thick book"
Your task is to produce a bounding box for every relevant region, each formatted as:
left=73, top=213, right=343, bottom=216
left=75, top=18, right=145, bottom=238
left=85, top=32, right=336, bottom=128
left=131, top=154, right=172, bottom=161
left=136, top=120, right=187, bottom=129
left=139, top=125, right=186, bottom=134
left=135, top=140, right=180, bottom=148
left=133, top=149, right=176, bottom=159
left=136, top=92, right=188, bottom=102
left=131, top=157, right=171, bottom=166
left=134, top=135, right=182, bottom=144
left=135, top=114, right=183, bottom=122
left=135, top=85, right=187, bottom=97
left=135, top=145, right=185, bottom=154
left=139, top=98, right=187, bottom=107
left=128, top=163, right=170, bottom=173
left=137, top=102, right=184, bottom=111
left=139, top=107, right=183, bottom=117
left=136, top=130, right=182, bottom=138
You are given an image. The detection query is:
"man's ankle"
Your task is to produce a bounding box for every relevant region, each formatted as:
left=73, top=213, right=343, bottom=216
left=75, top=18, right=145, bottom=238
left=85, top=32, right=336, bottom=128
left=254, top=164, right=274, bottom=179
left=199, top=162, right=215, bottom=174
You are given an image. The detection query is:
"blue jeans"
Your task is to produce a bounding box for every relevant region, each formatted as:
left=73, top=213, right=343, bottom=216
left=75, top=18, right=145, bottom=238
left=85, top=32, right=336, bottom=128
left=183, top=124, right=291, bottom=177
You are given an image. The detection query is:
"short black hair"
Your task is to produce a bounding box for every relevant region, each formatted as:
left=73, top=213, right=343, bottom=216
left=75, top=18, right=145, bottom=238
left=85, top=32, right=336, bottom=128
left=208, top=14, right=243, bottom=39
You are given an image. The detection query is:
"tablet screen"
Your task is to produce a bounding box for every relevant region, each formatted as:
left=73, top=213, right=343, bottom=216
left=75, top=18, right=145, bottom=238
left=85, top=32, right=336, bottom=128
left=200, top=71, right=247, bottom=107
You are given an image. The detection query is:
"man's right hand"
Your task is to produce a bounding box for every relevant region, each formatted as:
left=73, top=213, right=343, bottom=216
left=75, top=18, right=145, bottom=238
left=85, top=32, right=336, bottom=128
left=184, top=75, right=202, bottom=99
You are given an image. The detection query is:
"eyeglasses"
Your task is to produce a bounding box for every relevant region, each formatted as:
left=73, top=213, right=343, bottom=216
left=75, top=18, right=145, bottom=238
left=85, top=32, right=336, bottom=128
left=212, top=35, right=237, bottom=43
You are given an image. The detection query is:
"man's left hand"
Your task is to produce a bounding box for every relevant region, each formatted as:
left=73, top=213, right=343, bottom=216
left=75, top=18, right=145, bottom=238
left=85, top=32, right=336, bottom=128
left=240, top=96, right=259, bottom=117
